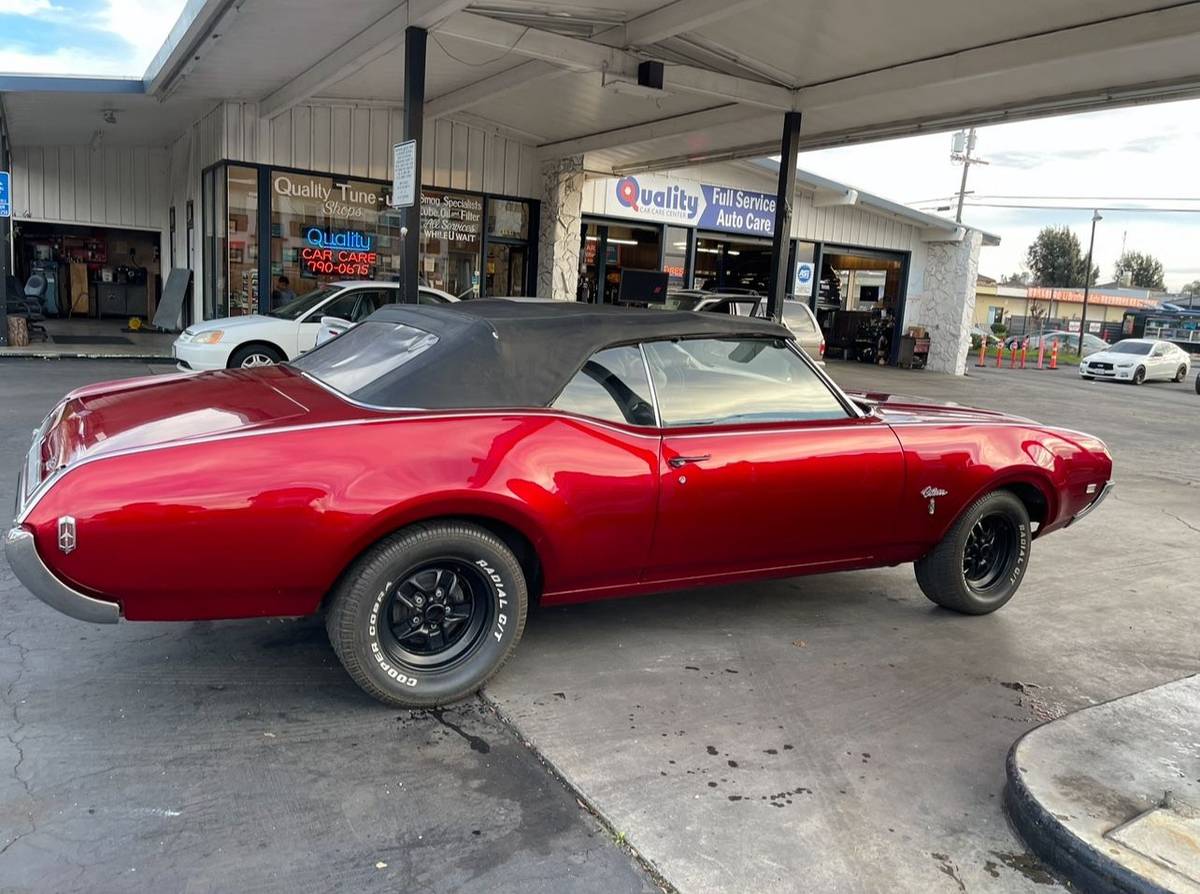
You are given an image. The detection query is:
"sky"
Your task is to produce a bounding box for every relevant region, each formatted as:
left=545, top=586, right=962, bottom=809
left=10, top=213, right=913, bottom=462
left=0, top=0, right=186, bottom=77
left=798, top=99, right=1200, bottom=292
left=2, top=0, right=1199, bottom=291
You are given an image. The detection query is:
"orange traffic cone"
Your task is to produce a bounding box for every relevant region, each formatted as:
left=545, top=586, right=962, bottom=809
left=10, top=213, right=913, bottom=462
left=1037, top=340, right=1046, bottom=369
left=976, top=339, right=987, bottom=368
left=1020, top=338, right=1029, bottom=369
left=996, top=343, right=1004, bottom=368
left=1009, top=341, right=1019, bottom=368
left=1049, top=341, right=1059, bottom=370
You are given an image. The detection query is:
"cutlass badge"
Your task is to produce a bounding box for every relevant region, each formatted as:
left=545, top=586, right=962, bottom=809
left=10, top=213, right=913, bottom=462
left=58, top=516, right=77, bottom=554
left=920, top=487, right=948, bottom=515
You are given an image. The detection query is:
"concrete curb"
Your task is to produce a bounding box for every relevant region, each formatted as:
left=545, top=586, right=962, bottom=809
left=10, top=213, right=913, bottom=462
left=0, top=351, right=174, bottom=362
left=1005, top=742, right=1173, bottom=894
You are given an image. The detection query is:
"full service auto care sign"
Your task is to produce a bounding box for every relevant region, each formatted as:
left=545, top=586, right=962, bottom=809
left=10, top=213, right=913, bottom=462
left=604, top=174, right=777, bottom=237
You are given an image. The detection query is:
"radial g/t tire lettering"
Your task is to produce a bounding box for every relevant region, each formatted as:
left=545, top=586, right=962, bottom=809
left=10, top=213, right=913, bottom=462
left=914, top=490, right=1031, bottom=615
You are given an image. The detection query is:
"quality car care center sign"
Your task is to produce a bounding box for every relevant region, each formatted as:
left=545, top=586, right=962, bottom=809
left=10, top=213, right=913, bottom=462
left=601, top=174, right=777, bottom=237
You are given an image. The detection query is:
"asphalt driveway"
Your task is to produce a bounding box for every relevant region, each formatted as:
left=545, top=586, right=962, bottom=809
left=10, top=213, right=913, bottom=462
left=0, top=360, right=656, bottom=894
left=2, top=357, right=1197, bottom=893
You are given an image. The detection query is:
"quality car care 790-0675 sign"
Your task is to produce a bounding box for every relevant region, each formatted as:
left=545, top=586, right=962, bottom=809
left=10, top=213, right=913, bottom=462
left=301, top=227, right=378, bottom=277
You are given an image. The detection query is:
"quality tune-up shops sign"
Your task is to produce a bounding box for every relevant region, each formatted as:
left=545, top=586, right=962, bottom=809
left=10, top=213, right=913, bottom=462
left=607, top=174, right=777, bottom=237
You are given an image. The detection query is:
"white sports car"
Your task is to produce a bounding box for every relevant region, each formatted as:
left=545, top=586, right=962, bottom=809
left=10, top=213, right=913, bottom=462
left=1079, top=338, right=1192, bottom=385
left=173, top=281, right=455, bottom=371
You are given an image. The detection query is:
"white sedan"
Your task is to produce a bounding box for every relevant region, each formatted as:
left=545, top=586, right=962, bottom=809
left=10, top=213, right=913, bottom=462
left=173, top=281, right=455, bottom=371
left=1079, top=338, right=1192, bottom=385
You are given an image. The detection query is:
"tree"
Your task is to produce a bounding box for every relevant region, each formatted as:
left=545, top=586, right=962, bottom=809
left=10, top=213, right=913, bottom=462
left=1025, top=226, right=1099, bottom=287
left=1113, top=251, right=1165, bottom=290
left=999, top=271, right=1029, bottom=287
left=1177, top=280, right=1200, bottom=297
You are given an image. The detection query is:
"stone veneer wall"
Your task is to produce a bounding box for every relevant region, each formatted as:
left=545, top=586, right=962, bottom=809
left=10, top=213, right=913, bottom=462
left=536, top=155, right=585, bottom=300
left=911, top=230, right=983, bottom=375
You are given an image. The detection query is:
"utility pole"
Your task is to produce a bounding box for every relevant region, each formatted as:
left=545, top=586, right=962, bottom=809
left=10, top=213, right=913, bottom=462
left=1078, top=210, right=1102, bottom=357
left=950, top=127, right=988, bottom=223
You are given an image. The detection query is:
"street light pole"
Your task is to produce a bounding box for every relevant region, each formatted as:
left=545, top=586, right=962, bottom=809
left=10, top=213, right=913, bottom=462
left=1078, top=210, right=1102, bottom=356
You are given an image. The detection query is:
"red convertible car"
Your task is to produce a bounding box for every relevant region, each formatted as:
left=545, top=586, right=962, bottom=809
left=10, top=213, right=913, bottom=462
left=7, top=301, right=1112, bottom=706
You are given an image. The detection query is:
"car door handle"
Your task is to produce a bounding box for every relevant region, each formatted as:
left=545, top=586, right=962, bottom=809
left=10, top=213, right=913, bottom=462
left=668, top=454, right=711, bottom=468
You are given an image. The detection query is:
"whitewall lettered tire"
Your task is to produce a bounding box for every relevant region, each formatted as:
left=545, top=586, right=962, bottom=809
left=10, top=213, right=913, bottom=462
left=325, top=522, right=528, bottom=707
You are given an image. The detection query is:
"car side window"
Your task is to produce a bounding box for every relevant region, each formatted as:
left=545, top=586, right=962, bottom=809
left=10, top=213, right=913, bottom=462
left=417, top=290, right=446, bottom=305
left=643, top=337, right=848, bottom=427
left=314, top=291, right=362, bottom=322
left=552, top=345, right=657, bottom=426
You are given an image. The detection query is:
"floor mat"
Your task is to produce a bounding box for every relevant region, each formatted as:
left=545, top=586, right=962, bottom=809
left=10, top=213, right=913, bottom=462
left=51, top=335, right=135, bottom=346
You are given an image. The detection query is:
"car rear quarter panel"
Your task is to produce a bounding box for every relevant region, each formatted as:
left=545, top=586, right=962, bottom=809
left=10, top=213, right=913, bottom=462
left=887, top=422, right=1111, bottom=549
left=23, top=414, right=659, bottom=621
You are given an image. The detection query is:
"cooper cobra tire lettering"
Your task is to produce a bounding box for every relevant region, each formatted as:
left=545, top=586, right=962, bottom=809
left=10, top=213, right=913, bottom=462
left=326, top=522, right=529, bottom=707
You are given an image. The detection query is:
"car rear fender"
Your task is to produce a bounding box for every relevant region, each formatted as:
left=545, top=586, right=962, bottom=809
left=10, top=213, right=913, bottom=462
left=332, top=492, right=553, bottom=599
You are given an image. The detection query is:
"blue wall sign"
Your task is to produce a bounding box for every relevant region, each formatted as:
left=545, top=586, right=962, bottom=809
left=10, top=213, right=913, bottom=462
left=0, top=171, right=10, bottom=218
left=603, top=174, right=776, bottom=237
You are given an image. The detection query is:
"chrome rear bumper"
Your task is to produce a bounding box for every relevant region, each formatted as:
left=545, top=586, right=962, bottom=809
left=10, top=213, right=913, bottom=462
left=4, top=526, right=120, bottom=623
left=1066, top=481, right=1113, bottom=528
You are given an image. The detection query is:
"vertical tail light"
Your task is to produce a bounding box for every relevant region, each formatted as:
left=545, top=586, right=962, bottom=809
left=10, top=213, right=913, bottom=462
left=819, top=339, right=826, bottom=358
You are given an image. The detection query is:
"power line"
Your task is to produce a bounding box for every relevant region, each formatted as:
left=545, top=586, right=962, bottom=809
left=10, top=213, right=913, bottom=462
left=911, top=194, right=1200, bottom=204
left=955, top=203, right=1200, bottom=212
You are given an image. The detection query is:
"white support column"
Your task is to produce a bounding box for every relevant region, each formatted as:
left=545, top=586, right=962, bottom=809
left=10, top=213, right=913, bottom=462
left=536, top=155, right=585, bottom=301
left=914, top=230, right=984, bottom=375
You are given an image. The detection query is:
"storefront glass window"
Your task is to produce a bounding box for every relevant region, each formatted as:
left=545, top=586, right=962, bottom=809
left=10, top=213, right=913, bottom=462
left=663, top=226, right=689, bottom=289
left=201, top=161, right=534, bottom=319
left=580, top=222, right=661, bottom=304
left=270, top=171, right=398, bottom=308
left=421, top=189, right=483, bottom=299
left=227, top=165, right=259, bottom=316
left=484, top=198, right=532, bottom=297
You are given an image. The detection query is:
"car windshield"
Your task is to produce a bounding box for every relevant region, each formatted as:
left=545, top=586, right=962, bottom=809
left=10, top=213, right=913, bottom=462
left=661, top=294, right=707, bottom=311
left=290, top=320, right=439, bottom=400
left=1109, top=341, right=1153, bottom=355
left=268, top=286, right=341, bottom=320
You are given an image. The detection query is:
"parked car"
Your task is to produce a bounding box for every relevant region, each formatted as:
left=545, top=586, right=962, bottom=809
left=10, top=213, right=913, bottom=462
left=8, top=301, right=1112, bottom=707
left=173, top=281, right=455, bottom=370
left=662, top=291, right=825, bottom=361
left=1005, top=331, right=1109, bottom=357
left=1079, top=338, right=1192, bottom=385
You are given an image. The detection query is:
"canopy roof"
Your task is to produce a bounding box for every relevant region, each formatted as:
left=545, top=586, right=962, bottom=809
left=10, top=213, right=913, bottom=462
left=2, top=0, right=1200, bottom=175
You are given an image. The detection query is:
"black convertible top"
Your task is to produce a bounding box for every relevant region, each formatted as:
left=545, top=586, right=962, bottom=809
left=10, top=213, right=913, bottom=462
left=299, top=299, right=792, bottom=409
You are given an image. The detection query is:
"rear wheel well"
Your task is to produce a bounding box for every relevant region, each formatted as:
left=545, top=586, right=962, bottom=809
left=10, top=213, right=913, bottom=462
left=324, top=515, right=543, bottom=611
left=1000, top=482, right=1048, bottom=530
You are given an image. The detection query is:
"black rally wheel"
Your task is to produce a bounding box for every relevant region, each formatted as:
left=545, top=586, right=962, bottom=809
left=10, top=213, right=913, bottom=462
left=1131, top=366, right=1146, bottom=385
left=326, top=522, right=528, bottom=707
left=914, top=491, right=1031, bottom=615
left=1174, top=365, right=1187, bottom=383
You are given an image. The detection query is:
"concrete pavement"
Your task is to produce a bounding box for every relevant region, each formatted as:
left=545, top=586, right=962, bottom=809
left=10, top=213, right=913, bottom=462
left=485, top=361, right=1200, bottom=892
left=1007, top=675, right=1200, bottom=894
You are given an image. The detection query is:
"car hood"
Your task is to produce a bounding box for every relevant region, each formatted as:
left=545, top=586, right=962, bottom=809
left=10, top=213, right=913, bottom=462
left=844, top=390, right=1034, bottom=425
left=1080, top=350, right=1143, bottom=365
left=182, top=314, right=284, bottom=336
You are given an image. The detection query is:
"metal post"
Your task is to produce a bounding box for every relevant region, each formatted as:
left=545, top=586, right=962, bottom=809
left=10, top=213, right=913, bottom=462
left=766, top=111, right=801, bottom=321
left=955, top=150, right=971, bottom=224
left=1078, top=210, right=1101, bottom=356
left=402, top=26, right=427, bottom=304
left=0, top=109, right=10, bottom=346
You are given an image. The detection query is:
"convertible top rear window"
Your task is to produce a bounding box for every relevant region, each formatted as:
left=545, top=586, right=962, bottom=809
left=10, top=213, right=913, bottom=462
left=291, top=321, right=439, bottom=401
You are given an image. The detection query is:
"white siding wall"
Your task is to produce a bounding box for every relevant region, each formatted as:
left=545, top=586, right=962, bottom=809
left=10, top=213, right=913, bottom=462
left=9, top=145, right=169, bottom=231
left=215, top=101, right=538, bottom=198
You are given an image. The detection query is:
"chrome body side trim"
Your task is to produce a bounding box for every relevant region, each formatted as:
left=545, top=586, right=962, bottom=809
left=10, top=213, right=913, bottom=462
left=1066, top=481, right=1113, bottom=527
left=4, top=527, right=121, bottom=624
